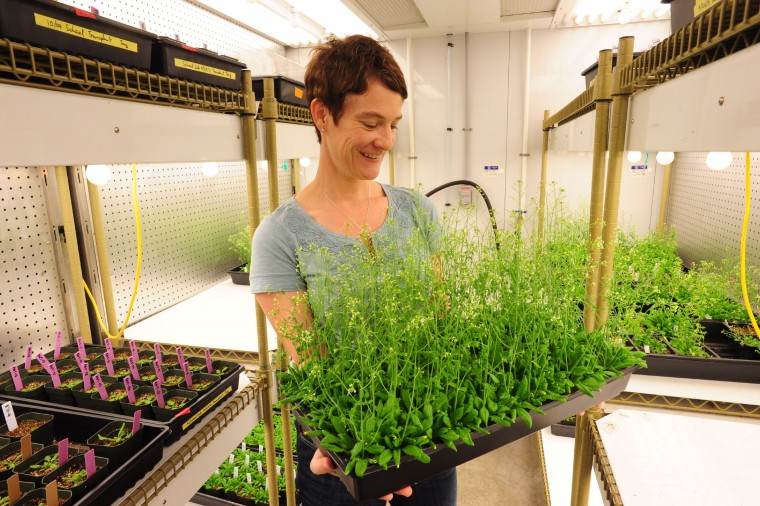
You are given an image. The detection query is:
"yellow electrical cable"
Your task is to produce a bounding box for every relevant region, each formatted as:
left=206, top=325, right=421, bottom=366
left=740, top=152, right=760, bottom=337
left=83, top=163, right=142, bottom=339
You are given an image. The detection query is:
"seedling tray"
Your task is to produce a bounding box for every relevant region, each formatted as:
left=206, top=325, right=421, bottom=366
left=297, top=366, right=637, bottom=501
left=0, top=0, right=155, bottom=68
left=0, top=400, right=169, bottom=505
left=151, top=37, right=246, bottom=89
left=628, top=322, right=760, bottom=384
left=252, top=76, right=308, bottom=106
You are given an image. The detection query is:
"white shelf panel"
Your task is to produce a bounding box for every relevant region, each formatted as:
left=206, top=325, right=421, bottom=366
left=596, top=409, right=760, bottom=506
left=626, top=43, right=760, bottom=152
left=623, top=374, right=760, bottom=406
left=124, top=279, right=278, bottom=352
left=0, top=83, right=243, bottom=167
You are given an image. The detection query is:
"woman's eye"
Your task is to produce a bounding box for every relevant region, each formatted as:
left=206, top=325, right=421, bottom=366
left=362, top=123, right=378, bottom=129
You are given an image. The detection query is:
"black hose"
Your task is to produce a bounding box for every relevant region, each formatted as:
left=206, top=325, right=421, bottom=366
left=425, top=180, right=500, bottom=250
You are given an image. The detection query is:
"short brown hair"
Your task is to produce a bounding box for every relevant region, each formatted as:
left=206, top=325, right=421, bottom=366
left=305, top=35, right=407, bottom=142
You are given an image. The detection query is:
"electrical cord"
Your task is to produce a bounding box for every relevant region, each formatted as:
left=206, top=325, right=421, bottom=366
left=425, top=179, right=500, bottom=250
left=83, top=163, right=142, bottom=339
left=740, top=152, right=760, bottom=337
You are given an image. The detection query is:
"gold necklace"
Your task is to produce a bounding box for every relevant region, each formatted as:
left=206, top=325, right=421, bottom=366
left=321, top=183, right=376, bottom=257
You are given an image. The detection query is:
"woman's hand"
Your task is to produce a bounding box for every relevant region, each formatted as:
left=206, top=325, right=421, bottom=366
left=310, top=448, right=413, bottom=501
left=577, top=402, right=605, bottom=417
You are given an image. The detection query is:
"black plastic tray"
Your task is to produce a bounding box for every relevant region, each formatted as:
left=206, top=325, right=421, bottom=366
left=297, top=367, right=636, bottom=501
left=0, top=0, right=156, bottom=68
left=151, top=37, right=246, bottom=90
left=629, top=321, right=760, bottom=383
left=252, top=76, right=308, bottom=106
left=1, top=400, right=170, bottom=505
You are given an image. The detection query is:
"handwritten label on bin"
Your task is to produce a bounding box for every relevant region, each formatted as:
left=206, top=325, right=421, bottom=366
left=54, top=330, right=62, bottom=359
left=105, top=338, right=114, bottom=356
left=81, top=364, right=91, bottom=391
left=2, top=401, right=17, bottom=432
left=153, top=360, right=164, bottom=385
left=74, top=351, right=86, bottom=374
left=205, top=348, right=213, bottom=373
left=152, top=380, right=165, bottom=408
left=132, top=410, right=141, bottom=434
left=181, top=360, right=193, bottom=388
left=58, top=438, right=69, bottom=466
left=76, top=336, right=86, bottom=358
left=35, top=353, right=52, bottom=374
left=154, top=343, right=162, bottom=365
left=49, top=362, right=61, bottom=388
left=10, top=365, right=23, bottom=391
left=123, top=376, right=136, bottom=403
left=127, top=356, right=140, bottom=381
left=84, top=449, right=96, bottom=478
left=93, top=373, right=108, bottom=400
left=104, top=351, right=115, bottom=376
left=25, top=345, right=33, bottom=369
left=175, top=346, right=185, bottom=366
left=129, top=340, right=139, bottom=362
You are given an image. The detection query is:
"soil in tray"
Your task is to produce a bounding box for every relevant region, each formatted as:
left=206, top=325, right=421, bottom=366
left=162, top=375, right=184, bottom=388
left=112, top=351, right=133, bottom=361
left=104, top=389, right=129, bottom=402
left=55, top=378, right=84, bottom=391
left=0, top=446, right=40, bottom=472
left=25, top=453, right=61, bottom=477
left=56, top=365, right=78, bottom=375
left=56, top=463, right=91, bottom=489
left=0, top=418, right=49, bottom=439
left=23, top=365, right=45, bottom=375
left=95, top=423, right=135, bottom=447
left=110, top=368, right=131, bottom=379
left=16, top=380, right=48, bottom=393
left=15, top=495, right=69, bottom=506
left=88, top=364, right=108, bottom=376
left=164, top=396, right=190, bottom=409
left=133, top=392, right=156, bottom=406
left=188, top=378, right=215, bottom=391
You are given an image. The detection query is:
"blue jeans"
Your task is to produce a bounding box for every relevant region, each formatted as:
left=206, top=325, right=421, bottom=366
left=297, top=432, right=457, bottom=506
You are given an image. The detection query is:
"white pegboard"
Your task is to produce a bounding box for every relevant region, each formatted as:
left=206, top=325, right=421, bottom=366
left=667, top=152, right=760, bottom=268
left=55, top=0, right=284, bottom=58
left=0, top=167, right=70, bottom=370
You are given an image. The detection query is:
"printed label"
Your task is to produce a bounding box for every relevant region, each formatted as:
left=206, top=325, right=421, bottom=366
left=34, top=13, right=138, bottom=52
left=154, top=343, right=162, bottom=365
left=25, top=345, right=33, bottom=369
left=173, top=58, right=235, bottom=80
left=10, top=366, right=23, bottom=391
left=132, top=410, right=141, bottom=434
left=205, top=348, right=213, bottom=373
left=127, top=356, right=140, bottom=381
left=181, top=386, right=231, bottom=430
left=54, top=330, right=63, bottom=359
left=58, top=438, right=69, bottom=466
left=245, top=453, right=250, bottom=467
left=154, top=360, right=164, bottom=384
left=84, top=449, right=96, bottom=479
left=93, top=373, right=108, bottom=400
left=2, top=401, right=18, bottom=432
left=233, top=466, right=238, bottom=479
left=246, top=472, right=252, bottom=484
left=124, top=376, right=136, bottom=403
left=152, top=380, right=165, bottom=407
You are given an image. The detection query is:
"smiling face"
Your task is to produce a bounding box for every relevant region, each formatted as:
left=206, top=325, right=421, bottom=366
left=318, top=79, right=403, bottom=183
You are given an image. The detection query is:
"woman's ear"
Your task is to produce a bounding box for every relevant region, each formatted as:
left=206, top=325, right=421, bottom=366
left=310, top=98, right=329, bottom=131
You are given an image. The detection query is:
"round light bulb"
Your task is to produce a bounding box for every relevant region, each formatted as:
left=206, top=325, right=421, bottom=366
left=299, top=157, right=311, bottom=167
left=85, top=164, right=111, bottom=186
left=705, top=152, right=733, bottom=170
left=655, top=151, right=675, bottom=165
left=618, top=8, right=632, bottom=24
left=201, top=162, right=219, bottom=177
left=626, top=151, right=642, bottom=163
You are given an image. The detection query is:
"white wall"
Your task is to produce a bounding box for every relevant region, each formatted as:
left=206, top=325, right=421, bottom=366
left=387, top=21, right=671, bottom=235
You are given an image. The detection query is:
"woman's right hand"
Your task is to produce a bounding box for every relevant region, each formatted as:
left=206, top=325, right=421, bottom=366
left=310, top=448, right=414, bottom=501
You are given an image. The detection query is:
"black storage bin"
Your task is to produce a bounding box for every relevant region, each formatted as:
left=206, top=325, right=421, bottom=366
left=151, top=37, right=246, bottom=89
left=252, top=75, right=308, bottom=106
left=0, top=0, right=155, bottom=68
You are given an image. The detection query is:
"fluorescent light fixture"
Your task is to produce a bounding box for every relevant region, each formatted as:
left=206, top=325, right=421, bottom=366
left=568, top=0, right=667, bottom=27
left=298, top=157, right=311, bottom=167
left=655, top=151, right=675, bottom=165
left=195, top=0, right=376, bottom=48
left=86, top=164, right=111, bottom=186
left=202, top=162, right=220, bottom=177
left=626, top=151, right=642, bottom=163
left=705, top=152, right=733, bottom=170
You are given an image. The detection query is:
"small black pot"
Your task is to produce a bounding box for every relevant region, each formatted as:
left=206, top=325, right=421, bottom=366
left=0, top=478, right=35, bottom=503
left=15, top=444, right=71, bottom=485
left=70, top=376, right=116, bottom=409
left=53, top=359, right=80, bottom=376
left=0, top=441, right=44, bottom=480
left=160, top=369, right=187, bottom=389
left=0, top=412, right=54, bottom=445
left=120, top=386, right=166, bottom=419
left=86, top=420, right=144, bottom=468
left=44, top=371, right=85, bottom=406
left=135, top=351, right=158, bottom=367
left=16, top=487, right=73, bottom=506
left=0, top=437, right=9, bottom=450
left=44, top=345, right=79, bottom=362
left=210, top=360, right=238, bottom=378
left=42, top=453, right=109, bottom=500
left=110, top=348, right=134, bottom=362
left=4, top=375, right=51, bottom=401
left=228, top=263, right=250, bottom=285
left=185, top=357, right=208, bottom=374
left=89, top=383, right=128, bottom=415
left=107, top=361, right=132, bottom=380
left=158, top=354, right=181, bottom=369
left=182, top=372, right=221, bottom=393
left=135, top=365, right=162, bottom=386
left=151, top=389, right=198, bottom=422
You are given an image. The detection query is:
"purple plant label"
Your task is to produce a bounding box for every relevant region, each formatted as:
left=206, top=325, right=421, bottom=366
left=74, top=351, right=86, bottom=373
left=84, top=449, right=96, bottom=478
left=181, top=360, right=192, bottom=387
left=49, top=362, right=61, bottom=388
left=35, top=353, right=52, bottom=374
left=129, top=340, right=139, bottom=362
left=10, top=365, right=23, bottom=391
left=58, top=438, right=69, bottom=466
left=93, top=373, right=108, bottom=400
left=153, top=360, right=164, bottom=384
left=105, top=338, right=114, bottom=356
left=131, top=410, right=141, bottom=434
left=154, top=343, right=162, bottom=365
left=205, top=348, right=213, bottom=373
left=104, top=351, right=115, bottom=376
left=76, top=336, right=86, bottom=358
left=123, top=376, right=136, bottom=403
left=127, top=356, right=140, bottom=381
left=175, top=346, right=185, bottom=366
left=24, top=345, right=33, bottom=369
left=82, top=367, right=92, bottom=391
left=152, top=380, right=165, bottom=408
left=2, top=401, right=18, bottom=432
left=54, top=330, right=62, bottom=359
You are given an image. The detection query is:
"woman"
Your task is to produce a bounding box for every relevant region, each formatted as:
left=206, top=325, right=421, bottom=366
left=251, top=35, right=457, bottom=505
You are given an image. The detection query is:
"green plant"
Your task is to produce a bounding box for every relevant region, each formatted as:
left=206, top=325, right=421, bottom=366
left=97, top=423, right=132, bottom=446
left=134, top=393, right=156, bottom=406
left=106, top=389, right=128, bottom=402
left=58, top=465, right=88, bottom=488
left=277, top=198, right=644, bottom=478
left=228, top=223, right=252, bottom=272
left=27, top=453, right=59, bottom=476
left=165, top=396, right=189, bottom=409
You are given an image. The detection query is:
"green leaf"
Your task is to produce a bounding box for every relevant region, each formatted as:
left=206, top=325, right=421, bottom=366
left=378, top=449, right=393, bottom=468
left=355, top=458, right=369, bottom=477
left=516, top=407, right=533, bottom=428
left=402, top=445, right=431, bottom=464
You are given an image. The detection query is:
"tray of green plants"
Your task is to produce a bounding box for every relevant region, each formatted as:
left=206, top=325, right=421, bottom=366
left=0, top=399, right=169, bottom=505
left=1, top=340, right=244, bottom=444
left=274, top=203, right=645, bottom=501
